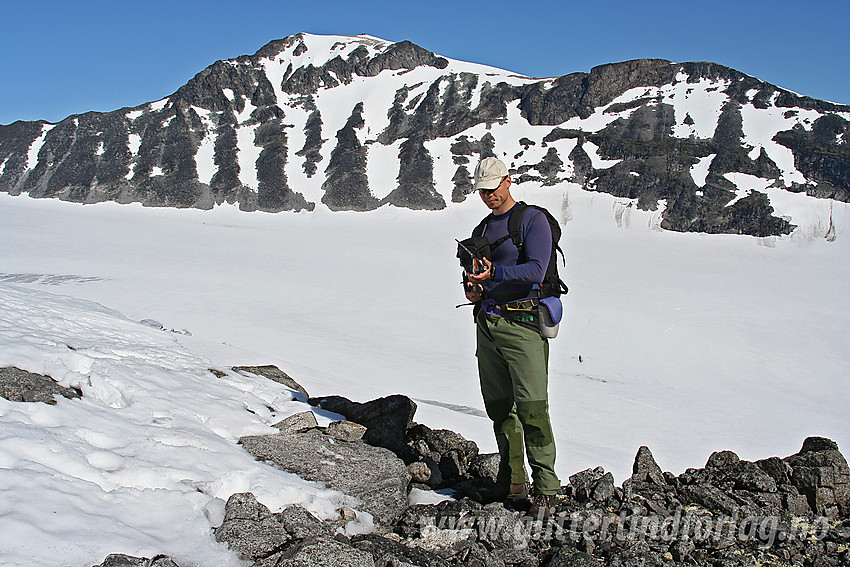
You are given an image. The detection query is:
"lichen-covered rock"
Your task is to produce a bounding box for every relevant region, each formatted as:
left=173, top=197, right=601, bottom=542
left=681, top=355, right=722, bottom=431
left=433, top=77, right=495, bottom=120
left=631, top=446, right=665, bottom=485
left=547, top=547, right=604, bottom=567
left=326, top=420, right=367, bottom=442
left=351, top=533, right=450, bottom=567
left=94, top=554, right=180, bottom=567
left=272, top=411, right=319, bottom=434
left=214, top=493, right=292, bottom=560
left=568, top=467, right=607, bottom=503
left=0, top=366, right=82, bottom=405
left=406, top=424, right=479, bottom=482
left=786, top=436, right=850, bottom=518
left=239, top=428, right=410, bottom=525
left=232, top=365, right=310, bottom=399
left=408, top=459, right=443, bottom=488
left=275, top=537, right=375, bottom=567
left=214, top=493, right=334, bottom=562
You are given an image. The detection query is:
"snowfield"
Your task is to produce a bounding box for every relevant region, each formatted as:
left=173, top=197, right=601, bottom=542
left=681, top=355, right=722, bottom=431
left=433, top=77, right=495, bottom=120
left=0, top=185, right=848, bottom=566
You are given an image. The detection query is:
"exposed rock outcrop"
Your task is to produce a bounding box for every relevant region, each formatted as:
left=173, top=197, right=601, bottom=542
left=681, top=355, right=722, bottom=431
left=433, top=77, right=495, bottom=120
left=308, top=393, right=418, bottom=453
left=94, top=555, right=179, bottom=567
left=239, top=427, right=411, bottom=525
left=232, top=364, right=310, bottom=399
left=0, top=366, right=82, bottom=404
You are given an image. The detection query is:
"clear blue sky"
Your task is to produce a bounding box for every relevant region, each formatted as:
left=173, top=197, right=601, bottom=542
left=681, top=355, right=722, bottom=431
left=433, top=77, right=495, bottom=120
left=1, top=0, right=847, bottom=126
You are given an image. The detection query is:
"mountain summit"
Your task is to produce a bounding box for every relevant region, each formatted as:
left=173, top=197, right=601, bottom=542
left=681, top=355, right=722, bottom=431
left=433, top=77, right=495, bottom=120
left=1, top=33, right=848, bottom=236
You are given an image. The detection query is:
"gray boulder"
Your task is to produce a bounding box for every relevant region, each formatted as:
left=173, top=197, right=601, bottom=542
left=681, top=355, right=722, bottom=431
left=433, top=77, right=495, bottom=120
left=547, top=547, right=604, bottom=567
left=239, top=428, right=411, bottom=525
left=631, top=446, right=665, bottom=485
left=468, top=453, right=500, bottom=484
left=408, top=459, right=443, bottom=488
left=274, top=537, right=375, bottom=567
left=272, top=411, right=319, bottom=434
left=406, top=424, right=479, bottom=481
left=94, top=555, right=179, bottom=567
left=233, top=365, right=310, bottom=400
left=278, top=506, right=334, bottom=541
left=326, top=420, right=367, bottom=442
left=214, top=492, right=333, bottom=562
left=308, top=394, right=417, bottom=452
left=756, top=455, right=793, bottom=485
left=351, top=534, right=450, bottom=567
left=0, top=366, right=81, bottom=404
left=568, top=467, right=607, bottom=503
left=214, top=493, right=292, bottom=561
left=705, top=450, right=741, bottom=470
left=679, top=484, right=741, bottom=516
left=786, top=436, right=850, bottom=518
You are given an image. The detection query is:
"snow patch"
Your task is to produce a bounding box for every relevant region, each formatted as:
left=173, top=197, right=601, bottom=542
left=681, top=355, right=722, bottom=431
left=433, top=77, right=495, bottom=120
left=193, top=106, right=218, bottom=186
left=195, top=133, right=216, bottom=186
left=690, top=154, right=716, bottom=187
left=723, top=173, right=774, bottom=206
left=740, top=103, right=822, bottom=186
left=236, top=124, right=261, bottom=190
left=669, top=77, right=730, bottom=139
left=583, top=140, right=620, bottom=169
left=149, top=99, right=168, bottom=113
left=127, top=134, right=141, bottom=156
left=26, top=124, right=56, bottom=170
left=367, top=139, right=403, bottom=200
left=236, top=99, right=257, bottom=125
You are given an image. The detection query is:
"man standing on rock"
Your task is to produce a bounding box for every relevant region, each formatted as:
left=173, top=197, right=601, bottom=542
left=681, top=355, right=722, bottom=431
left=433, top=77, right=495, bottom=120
left=463, top=156, right=560, bottom=519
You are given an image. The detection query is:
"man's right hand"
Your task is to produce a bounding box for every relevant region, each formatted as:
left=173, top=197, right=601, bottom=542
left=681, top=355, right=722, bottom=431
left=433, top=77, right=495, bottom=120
left=464, top=282, right=482, bottom=303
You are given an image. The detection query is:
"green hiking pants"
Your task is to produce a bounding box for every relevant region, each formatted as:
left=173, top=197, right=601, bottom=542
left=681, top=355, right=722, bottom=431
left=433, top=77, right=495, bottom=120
left=475, top=310, right=560, bottom=495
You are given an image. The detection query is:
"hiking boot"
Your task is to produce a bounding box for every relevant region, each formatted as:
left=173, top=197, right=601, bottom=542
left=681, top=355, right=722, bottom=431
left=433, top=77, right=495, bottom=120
left=475, top=482, right=528, bottom=504
left=526, top=493, right=558, bottom=521
left=505, top=482, right=529, bottom=503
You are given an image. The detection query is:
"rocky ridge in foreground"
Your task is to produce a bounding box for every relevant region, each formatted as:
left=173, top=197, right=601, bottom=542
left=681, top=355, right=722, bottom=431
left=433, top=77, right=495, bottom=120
left=3, top=365, right=848, bottom=566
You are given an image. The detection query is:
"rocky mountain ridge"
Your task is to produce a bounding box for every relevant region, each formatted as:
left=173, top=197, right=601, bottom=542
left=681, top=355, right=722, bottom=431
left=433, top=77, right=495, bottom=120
left=1, top=33, right=848, bottom=236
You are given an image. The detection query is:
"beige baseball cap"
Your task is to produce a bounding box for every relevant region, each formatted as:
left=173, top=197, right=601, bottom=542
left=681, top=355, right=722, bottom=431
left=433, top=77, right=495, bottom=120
left=473, top=157, right=508, bottom=191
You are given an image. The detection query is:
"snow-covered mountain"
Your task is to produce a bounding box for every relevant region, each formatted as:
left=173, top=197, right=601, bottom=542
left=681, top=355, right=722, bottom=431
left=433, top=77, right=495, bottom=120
left=1, top=33, right=848, bottom=236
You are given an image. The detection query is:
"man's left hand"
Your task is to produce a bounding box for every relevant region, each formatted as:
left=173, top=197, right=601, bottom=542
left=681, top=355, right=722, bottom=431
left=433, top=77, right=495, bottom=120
left=468, top=258, right=493, bottom=284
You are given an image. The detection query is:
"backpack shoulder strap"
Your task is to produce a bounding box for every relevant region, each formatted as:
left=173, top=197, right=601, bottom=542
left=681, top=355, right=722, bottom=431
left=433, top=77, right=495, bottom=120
left=473, top=209, right=520, bottom=251
left=508, top=202, right=529, bottom=244
left=507, top=201, right=530, bottom=257
left=472, top=215, right=490, bottom=238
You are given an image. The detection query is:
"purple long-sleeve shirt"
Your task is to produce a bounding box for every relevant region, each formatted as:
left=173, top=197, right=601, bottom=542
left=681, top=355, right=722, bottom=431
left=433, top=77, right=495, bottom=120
left=476, top=203, right=551, bottom=301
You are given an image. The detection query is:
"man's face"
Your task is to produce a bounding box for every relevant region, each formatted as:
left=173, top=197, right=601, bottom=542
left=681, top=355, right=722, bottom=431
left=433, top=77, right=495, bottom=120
left=479, top=176, right=508, bottom=210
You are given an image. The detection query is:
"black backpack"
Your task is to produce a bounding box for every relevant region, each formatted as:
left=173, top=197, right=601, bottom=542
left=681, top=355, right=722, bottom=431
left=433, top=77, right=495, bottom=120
left=473, top=201, right=569, bottom=298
